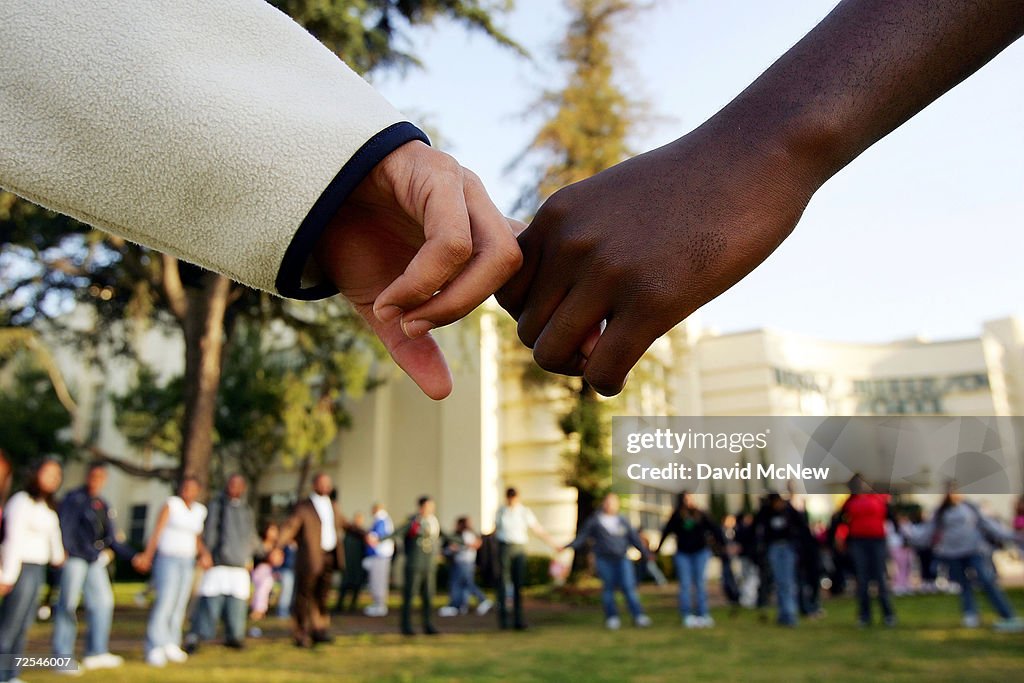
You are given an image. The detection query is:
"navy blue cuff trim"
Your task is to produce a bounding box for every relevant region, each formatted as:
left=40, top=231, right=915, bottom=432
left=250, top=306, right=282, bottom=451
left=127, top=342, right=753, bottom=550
left=275, top=121, right=430, bottom=300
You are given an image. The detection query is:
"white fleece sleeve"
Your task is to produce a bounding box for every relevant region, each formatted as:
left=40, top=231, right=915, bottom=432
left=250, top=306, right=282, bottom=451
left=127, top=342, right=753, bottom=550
left=0, top=0, right=428, bottom=299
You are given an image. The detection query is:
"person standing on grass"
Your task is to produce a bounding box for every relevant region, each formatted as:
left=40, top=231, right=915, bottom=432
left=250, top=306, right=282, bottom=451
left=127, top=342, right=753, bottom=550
left=0, top=459, right=66, bottom=683
left=903, top=485, right=1024, bottom=632
left=440, top=516, right=493, bottom=617
left=250, top=523, right=284, bottom=621
left=275, top=472, right=347, bottom=648
left=754, top=493, right=806, bottom=627
left=654, top=492, right=723, bottom=628
left=185, top=474, right=260, bottom=653
left=135, top=476, right=211, bottom=667
left=376, top=495, right=456, bottom=636
left=334, top=512, right=368, bottom=614
left=363, top=503, right=395, bottom=617
left=53, top=461, right=146, bottom=672
left=889, top=513, right=914, bottom=596
left=565, top=493, right=653, bottom=631
left=838, top=475, right=896, bottom=627
left=494, top=487, right=559, bottom=630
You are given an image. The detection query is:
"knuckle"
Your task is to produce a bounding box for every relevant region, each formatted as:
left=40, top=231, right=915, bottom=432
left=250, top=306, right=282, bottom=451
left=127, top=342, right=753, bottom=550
left=435, top=152, right=463, bottom=178
left=493, top=240, right=524, bottom=279
left=441, top=233, right=473, bottom=263
left=533, top=344, right=569, bottom=374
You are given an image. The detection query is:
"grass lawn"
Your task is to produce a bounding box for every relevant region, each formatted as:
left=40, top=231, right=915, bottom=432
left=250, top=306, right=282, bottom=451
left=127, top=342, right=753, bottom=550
left=19, top=583, right=1024, bottom=682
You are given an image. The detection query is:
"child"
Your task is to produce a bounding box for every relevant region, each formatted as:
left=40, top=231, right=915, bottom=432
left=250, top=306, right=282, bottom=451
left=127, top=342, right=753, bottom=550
left=250, top=523, right=283, bottom=622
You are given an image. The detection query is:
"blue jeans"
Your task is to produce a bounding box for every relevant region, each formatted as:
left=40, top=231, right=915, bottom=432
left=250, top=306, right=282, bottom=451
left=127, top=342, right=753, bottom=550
left=0, top=563, right=46, bottom=681
left=277, top=568, right=295, bottom=618
left=595, top=555, right=643, bottom=619
left=448, top=560, right=486, bottom=610
left=190, top=594, right=248, bottom=643
left=767, top=541, right=798, bottom=625
left=146, top=554, right=195, bottom=654
left=945, top=553, right=1016, bottom=620
left=674, top=549, right=711, bottom=617
left=848, top=538, right=894, bottom=622
left=53, top=556, right=116, bottom=658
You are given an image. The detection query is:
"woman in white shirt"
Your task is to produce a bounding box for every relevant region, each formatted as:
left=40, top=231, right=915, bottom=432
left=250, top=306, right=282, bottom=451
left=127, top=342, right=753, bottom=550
left=0, top=459, right=65, bottom=683
left=136, top=477, right=211, bottom=668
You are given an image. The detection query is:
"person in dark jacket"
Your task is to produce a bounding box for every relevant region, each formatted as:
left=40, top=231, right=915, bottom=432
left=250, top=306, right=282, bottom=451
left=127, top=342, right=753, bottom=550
left=334, top=512, right=368, bottom=613
left=754, top=493, right=807, bottom=626
left=566, top=493, right=653, bottom=630
left=654, top=492, right=723, bottom=628
left=839, top=475, right=896, bottom=627
left=53, top=462, right=143, bottom=671
left=185, top=474, right=259, bottom=652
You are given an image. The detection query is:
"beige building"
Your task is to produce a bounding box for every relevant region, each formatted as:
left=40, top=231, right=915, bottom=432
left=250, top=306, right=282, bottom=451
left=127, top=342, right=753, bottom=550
left=58, top=311, right=1024, bottom=550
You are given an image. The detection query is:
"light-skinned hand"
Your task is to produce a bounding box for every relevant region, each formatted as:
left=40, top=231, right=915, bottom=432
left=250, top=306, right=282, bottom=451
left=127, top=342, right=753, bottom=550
left=316, top=141, right=522, bottom=400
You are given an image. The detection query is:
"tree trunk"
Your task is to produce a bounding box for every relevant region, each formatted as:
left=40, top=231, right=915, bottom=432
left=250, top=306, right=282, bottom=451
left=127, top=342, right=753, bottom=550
left=295, top=453, right=313, bottom=501
left=179, top=272, right=232, bottom=491
left=570, top=380, right=601, bottom=577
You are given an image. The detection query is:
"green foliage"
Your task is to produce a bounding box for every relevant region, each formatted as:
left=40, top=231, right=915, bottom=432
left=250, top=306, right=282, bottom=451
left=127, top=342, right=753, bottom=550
left=269, top=0, right=523, bottom=76
left=511, top=0, right=643, bottom=213
left=0, top=365, right=74, bottom=479
left=558, top=383, right=611, bottom=500
left=110, top=318, right=369, bottom=485
left=112, top=367, right=184, bottom=459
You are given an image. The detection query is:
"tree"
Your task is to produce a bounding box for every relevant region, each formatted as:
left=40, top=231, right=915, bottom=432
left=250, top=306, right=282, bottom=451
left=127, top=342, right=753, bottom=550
left=0, top=339, right=75, bottom=485
left=511, top=0, right=645, bottom=573
left=0, top=1, right=522, bottom=490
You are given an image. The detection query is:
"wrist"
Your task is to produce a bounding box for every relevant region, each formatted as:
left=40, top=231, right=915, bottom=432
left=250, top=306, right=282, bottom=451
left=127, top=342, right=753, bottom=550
left=703, top=103, right=829, bottom=207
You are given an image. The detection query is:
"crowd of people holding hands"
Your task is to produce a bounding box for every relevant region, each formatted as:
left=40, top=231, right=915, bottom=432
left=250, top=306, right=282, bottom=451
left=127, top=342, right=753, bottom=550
left=0, top=451, right=1022, bottom=681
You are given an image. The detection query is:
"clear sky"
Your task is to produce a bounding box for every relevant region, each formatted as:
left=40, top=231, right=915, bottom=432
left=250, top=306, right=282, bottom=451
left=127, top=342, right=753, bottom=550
left=373, top=0, right=1024, bottom=344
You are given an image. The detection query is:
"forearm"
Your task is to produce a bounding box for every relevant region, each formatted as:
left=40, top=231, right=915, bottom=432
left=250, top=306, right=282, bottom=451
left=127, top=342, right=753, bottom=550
left=711, top=0, right=1024, bottom=189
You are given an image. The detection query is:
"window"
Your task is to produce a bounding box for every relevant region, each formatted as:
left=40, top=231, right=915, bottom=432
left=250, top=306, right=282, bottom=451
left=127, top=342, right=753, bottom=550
left=128, top=504, right=148, bottom=547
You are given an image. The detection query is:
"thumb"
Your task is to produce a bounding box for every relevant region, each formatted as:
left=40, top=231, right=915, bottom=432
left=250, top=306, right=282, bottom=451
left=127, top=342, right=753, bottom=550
left=352, top=302, right=453, bottom=400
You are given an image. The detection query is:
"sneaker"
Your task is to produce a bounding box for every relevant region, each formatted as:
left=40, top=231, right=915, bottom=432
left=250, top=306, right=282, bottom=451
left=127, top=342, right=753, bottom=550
left=635, top=614, right=652, bottom=628
left=163, top=644, right=189, bottom=663
left=476, top=599, right=494, bottom=616
left=82, top=653, right=124, bottom=670
left=605, top=616, right=622, bottom=630
left=698, top=615, right=715, bottom=628
left=364, top=604, right=388, bottom=617
left=146, top=648, right=168, bottom=668
left=683, top=614, right=699, bottom=628
left=993, top=617, right=1024, bottom=633
left=962, top=614, right=980, bottom=629
left=884, top=615, right=898, bottom=628
left=438, top=606, right=460, bottom=617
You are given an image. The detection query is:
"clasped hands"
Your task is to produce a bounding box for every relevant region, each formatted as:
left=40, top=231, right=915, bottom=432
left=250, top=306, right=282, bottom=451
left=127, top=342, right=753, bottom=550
left=318, top=129, right=813, bottom=399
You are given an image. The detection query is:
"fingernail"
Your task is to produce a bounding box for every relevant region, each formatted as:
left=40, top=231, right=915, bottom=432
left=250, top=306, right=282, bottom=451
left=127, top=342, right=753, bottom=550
left=375, top=305, right=402, bottom=323
left=402, top=319, right=435, bottom=339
